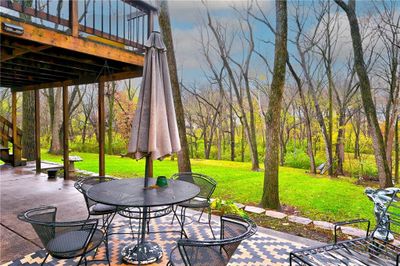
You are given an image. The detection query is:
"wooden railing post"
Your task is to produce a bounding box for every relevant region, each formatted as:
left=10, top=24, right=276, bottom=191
left=69, top=0, right=78, bottom=37
left=98, top=80, right=105, bottom=176
left=35, top=89, right=41, bottom=173
left=63, top=84, right=70, bottom=179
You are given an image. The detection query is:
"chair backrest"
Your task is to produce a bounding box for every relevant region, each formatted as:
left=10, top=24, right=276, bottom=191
left=74, top=176, right=116, bottom=211
left=17, top=206, right=98, bottom=252
left=371, top=189, right=400, bottom=242
left=177, top=215, right=257, bottom=266
left=171, top=172, right=217, bottom=200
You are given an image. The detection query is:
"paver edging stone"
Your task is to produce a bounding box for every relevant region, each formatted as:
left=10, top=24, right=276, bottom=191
left=313, top=220, right=335, bottom=230
left=265, top=210, right=287, bottom=219
left=244, top=205, right=265, bottom=214
left=340, top=226, right=367, bottom=238
left=288, top=215, right=313, bottom=225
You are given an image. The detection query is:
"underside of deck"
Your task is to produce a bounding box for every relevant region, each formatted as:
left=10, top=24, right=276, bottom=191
left=0, top=16, right=144, bottom=90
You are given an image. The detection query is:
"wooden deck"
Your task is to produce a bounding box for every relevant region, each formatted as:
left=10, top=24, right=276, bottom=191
left=0, top=0, right=157, bottom=179
left=0, top=0, right=157, bottom=89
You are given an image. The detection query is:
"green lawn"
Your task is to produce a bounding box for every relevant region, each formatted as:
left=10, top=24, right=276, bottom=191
left=41, top=150, right=375, bottom=225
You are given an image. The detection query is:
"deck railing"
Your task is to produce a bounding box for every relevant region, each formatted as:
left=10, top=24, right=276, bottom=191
left=0, top=0, right=156, bottom=53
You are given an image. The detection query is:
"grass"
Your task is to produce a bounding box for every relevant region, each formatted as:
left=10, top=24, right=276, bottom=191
left=41, top=150, right=376, bottom=226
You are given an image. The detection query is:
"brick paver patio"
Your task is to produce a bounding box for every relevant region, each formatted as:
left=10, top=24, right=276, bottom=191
left=0, top=162, right=321, bottom=265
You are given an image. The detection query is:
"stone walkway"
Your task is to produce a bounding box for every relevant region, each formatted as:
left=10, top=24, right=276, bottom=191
left=1, top=163, right=321, bottom=265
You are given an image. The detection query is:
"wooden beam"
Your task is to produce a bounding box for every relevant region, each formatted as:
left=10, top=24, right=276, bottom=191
left=63, top=85, right=69, bottom=180
left=34, top=89, right=41, bottom=173
left=1, top=44, right=50, bottom=62
left=98, top=81, right=105, bottom=176
left=69, top=0, right=79, bottom=37
left=2, top=62, right=77, bottom=79
left=14, top=70, right=142, bottom=92
left=0, top=17, right=145, bottom=66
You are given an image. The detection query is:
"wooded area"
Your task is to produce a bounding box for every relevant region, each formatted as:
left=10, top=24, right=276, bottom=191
left=0, top=0, right=399, bottom=209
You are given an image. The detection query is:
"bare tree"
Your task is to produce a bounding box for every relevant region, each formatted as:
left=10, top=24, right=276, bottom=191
left=204, top=2, right=260, bottom=170
left=335, top=0, right=393, bottom=187
left=373, top=0, right=400, bottom=174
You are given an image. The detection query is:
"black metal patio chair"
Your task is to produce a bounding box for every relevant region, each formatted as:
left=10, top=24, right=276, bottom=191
left=171, top=172, right=217, bottom=238
left=289, top=189, right=400, bottom=265
left=74, top=176, right=118, bottom=230
left=18, top=206, right=108, bottom=265
left=167, top=215, right=257, bottom=266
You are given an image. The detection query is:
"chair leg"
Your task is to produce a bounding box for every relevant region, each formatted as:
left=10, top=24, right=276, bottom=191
left=198, top=207, right=205, bottom=222
left=208, top=207, right=215, bottom=239
left=105, top=237, right=111, bottom=266
left=171, top=205, right=177, bottom=225
left=180, top=206, right=187, bottom=239
left=76, top=254, right=86, bottom=265
left=41, top=253, right=49, bottom=266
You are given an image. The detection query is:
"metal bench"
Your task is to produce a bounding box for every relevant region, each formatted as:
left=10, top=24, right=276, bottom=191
left=290, top=188, right=400, bottom=266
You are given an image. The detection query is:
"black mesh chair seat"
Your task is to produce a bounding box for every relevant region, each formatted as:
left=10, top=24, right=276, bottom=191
left=168, top=215, right=257, bottom=266
left=47, top=229, right=104, bottom=259
left=178, top=198, right=210, bottom=209
left=18, top=206, right=109, bottom=265
left=169, top=245, right=228, bottom=266
left=90, top=203, right=117, bottom=215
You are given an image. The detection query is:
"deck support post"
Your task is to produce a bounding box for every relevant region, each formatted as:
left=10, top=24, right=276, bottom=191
left=34, top=89, right=41, bottom=173
left=98, top=80, right=105, bottom=176
left=11, top=91, right=20, bottom=166
left=63, top=84, right=70, bottom=180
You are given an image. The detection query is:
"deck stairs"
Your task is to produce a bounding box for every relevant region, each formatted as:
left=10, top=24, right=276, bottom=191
left=0, top=115, right=26, bottom=166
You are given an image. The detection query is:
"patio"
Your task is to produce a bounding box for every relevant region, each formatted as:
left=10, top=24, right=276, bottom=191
left=0, top=163, right=321, bottom=266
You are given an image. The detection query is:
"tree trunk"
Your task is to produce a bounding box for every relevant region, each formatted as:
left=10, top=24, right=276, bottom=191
left=230, top=87, right=235, bottom=161
left=241, top=125, right=245, bottom=162
left=203, top=128, right=209, bottom=159
left=287, top=61, right=316, bottom=173
left=107, top=82, right=116, bottom=155
left=82, top=116, right=88, bottom=145
left=335, top=0, right=393, bottom=188
left=217, top=127, right=222, bottom=160
left=47, top=88, right=55, bottom=134
left=261, top=0, right=287, bottom=209
left=49, top=88, right=63, bottom=154
left=159, top=1, right=192, bottom=172
left=22, top=90, right=35, bottom=160
left=395, top=117, right=399, bottom=183
left=336, top=109, right=346, bottom=175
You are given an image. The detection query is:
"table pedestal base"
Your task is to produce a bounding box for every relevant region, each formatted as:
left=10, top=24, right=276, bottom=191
left=121, top=241, right=163, bottom=264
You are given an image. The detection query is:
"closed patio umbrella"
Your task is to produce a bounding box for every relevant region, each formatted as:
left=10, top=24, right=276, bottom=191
left=127, top=31, right=181, bottom=187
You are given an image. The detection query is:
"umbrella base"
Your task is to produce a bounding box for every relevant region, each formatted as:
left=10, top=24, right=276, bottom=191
left=121, top=241, right=163, bottom=264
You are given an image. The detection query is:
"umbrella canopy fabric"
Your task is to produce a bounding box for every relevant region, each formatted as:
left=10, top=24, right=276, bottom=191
left=127, top=32, right=181, bottom=161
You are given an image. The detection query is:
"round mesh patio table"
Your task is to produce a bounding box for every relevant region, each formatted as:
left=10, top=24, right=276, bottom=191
left=87, top=177, right=200, bottom=265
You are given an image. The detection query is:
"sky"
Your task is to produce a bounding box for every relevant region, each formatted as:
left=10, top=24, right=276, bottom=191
left=0, top=0, right=394, bottom=90
left=147, top=0, right=393, bottom=87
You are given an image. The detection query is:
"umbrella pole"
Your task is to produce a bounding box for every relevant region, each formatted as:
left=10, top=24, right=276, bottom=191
left=144, top=155, right=153, bottom=187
